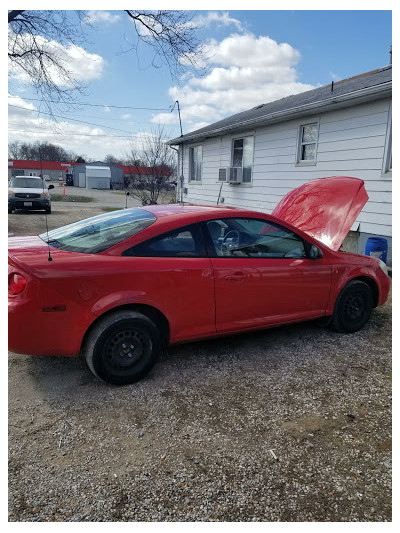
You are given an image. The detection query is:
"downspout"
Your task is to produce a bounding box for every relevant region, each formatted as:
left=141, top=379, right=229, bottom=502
left=170, top=145, right=184, bottom=203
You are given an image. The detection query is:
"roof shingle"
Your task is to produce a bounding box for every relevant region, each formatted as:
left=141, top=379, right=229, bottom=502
left=169, top=65, right=392, bottom=144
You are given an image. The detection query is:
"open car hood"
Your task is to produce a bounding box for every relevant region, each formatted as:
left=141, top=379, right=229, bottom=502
left=271, top=176, right=368, bottom=251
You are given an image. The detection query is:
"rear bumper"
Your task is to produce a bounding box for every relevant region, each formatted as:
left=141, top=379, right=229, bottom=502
left=8, top=297, right=91, bottom=357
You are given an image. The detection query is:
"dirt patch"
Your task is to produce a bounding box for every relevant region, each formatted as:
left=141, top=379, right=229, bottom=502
left=8, top=292, right=391, bottom=521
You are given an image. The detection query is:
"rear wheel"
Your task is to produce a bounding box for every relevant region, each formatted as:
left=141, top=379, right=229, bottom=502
left=8, top=207, right=13, bottom=214
left=83, top=310, right=161, bottom=385
left=330, top=280, right=373, bottom=333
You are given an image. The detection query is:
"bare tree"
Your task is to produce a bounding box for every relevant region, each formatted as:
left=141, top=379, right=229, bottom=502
left=8, top=10, right=88, bottom=110
left=125, top=128, right=177, bottom=205
left=105, top=154, right=125, bottom=166
left=124, top=11, right=204, bottom=75
left=8, top=10, right=204, bottom=110
left=8, top=140, right=78, bottom=162
left=8, top=140, right=22, bottom=159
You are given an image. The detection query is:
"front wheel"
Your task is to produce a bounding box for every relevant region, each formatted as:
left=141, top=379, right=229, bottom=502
left=45, top=206, right=51, bottom=214
left=330, top=280, right=373, bottom=333
left=83, top=310, right=162, bottom=385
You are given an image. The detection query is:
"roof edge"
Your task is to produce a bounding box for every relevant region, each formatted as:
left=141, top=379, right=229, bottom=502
left=168, top=80, right=392, bottom=146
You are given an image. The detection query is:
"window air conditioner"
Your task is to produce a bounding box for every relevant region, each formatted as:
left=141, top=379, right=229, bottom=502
left=218, top=168, right=228, bottom=182
left=218, top=167, right=243, bottom=184
left=228, top=167, right=242, bottom=184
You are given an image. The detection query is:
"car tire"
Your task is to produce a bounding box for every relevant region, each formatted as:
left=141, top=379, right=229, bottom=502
left=8, top=207, right=13, bottom=214
left=83, top=310, right=162, bottom=385
left=45, top=206, right=51, bottom=214
left=330, top=280, right=373, bottom=333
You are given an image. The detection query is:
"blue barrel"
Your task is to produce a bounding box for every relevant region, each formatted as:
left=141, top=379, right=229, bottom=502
left=365, top=237, right=388, bottom=263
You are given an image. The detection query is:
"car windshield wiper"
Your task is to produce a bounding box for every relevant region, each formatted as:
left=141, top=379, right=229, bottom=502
left=45, top=239, right=63, bottom=248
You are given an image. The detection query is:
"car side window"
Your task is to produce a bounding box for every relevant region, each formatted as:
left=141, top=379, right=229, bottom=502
left=122, top=223, right=206, bottom=258
left=205, top=218, right=307, bottom=258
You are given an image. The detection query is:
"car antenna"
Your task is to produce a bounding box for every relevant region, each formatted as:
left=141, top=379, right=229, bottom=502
left=38, top=149, right=53, bottom=261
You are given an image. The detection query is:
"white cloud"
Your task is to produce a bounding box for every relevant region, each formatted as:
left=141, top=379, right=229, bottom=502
left=8, top=94, right=36, bottom=112
left=85, top=11, right=121, bottom=25
left=7, top=96, right=141, bottom=160
left=8, top=33, right=105, bottom=88
left=172, top=33, right=315, bottom=133
left=150, top=113, right=178, bottom=126
left=329, top=71, right=341, bottom=81
left=121, top=114, right=132, bottom=120
left=193, top=12, right=243, bottom=31
left=205, top=34, right=300, bottom=68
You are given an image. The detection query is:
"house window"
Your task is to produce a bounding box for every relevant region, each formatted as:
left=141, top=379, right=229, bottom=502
left=298, top=123, right=318, bottom=163
left=189, top=145, right=202, bottom=181
left=232, top=136, right=254, bottom=183
left=383, top=116, right=392, bottom=174
left=386, top=135, right=392, bottom=173
left=28, top=172, right=37, bottom=176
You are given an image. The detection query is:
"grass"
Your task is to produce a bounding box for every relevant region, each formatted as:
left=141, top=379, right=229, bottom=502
left=101, top=207, right=122, bottom=213
left=51, top=194, right=94, bottom=203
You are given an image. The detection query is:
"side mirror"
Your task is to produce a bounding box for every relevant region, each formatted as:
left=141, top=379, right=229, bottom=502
left=48, top=184, right=54, bottom=190
left=309, top=244, right=323, bottom=259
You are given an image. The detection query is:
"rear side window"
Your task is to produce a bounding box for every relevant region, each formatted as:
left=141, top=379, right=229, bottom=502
left=40, top=209, right=156, bottom=253
left=123, top=224, right=206, bottom=258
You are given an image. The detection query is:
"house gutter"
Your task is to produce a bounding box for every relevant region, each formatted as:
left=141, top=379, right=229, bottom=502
left=168, top=81, right=392, bottom=145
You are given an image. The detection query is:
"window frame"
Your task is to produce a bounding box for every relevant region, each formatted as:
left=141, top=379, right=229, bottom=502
left=122, top=223, right=207, bottom=258
left=201, top=217, right=310, bottom=259
left=296, top=121, right=320, bottom=166
left=231, top=135, right=255, bottom=183
left=382, top=103, right=392, bottom=176
left=188, top=144, right=203, bottom=182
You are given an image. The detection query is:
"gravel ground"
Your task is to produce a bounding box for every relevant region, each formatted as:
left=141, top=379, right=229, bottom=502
left=8, top=192, right=392, bottom=522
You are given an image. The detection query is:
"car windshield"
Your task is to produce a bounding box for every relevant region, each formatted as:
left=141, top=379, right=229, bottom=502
left=39, top=209, right=157, bottom=253
left=10, top=177, right=45, bottom=189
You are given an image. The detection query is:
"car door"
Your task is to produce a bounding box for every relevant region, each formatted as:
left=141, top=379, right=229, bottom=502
left=203, top=217, right=332, bottom=333
left=122, top=223, right=216, bottom=343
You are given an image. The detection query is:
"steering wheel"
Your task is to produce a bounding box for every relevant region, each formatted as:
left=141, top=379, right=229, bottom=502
left=222, top=230, right=240, bottom=254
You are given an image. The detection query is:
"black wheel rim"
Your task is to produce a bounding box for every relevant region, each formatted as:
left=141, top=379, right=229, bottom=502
left=104, top=329, right=149, bottom=372
left=343, top=293, right=366, bottom=322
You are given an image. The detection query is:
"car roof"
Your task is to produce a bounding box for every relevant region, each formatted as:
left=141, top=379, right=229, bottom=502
left=142, top=203, right=253, bottom=219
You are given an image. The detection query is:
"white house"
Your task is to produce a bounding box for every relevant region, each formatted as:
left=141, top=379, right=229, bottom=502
left=168, top=65, right=392, bottom=264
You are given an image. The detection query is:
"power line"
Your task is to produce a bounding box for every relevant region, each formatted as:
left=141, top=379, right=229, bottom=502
left=9, top=111, right=178, bottom=126
left=9, top=104, right=180, bottom=137
left=8, top=104, right=140, bottom=134
left=8, top=128, right=150, bottom=139
left=8, top=95, right=171, bottom=111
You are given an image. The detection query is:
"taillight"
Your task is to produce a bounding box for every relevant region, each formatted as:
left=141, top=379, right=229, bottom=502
left=8, top=273, right=27, bottom=295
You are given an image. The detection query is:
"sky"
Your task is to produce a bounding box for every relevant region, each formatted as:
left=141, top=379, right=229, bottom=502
left=7, top=7, right=393, bottom=162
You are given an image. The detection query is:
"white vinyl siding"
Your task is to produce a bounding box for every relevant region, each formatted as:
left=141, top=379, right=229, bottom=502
left=182, top=98, right=392, bottom=237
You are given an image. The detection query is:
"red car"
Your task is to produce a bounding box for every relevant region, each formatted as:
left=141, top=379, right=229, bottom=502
left=8, top=176, right=390, bottom=385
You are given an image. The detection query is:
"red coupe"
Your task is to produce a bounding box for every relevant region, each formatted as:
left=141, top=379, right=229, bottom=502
left=8, top=177, right=391, bottom=385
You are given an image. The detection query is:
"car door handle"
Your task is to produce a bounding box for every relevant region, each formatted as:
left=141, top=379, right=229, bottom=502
left=224, top=273, right=246, bottom=281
